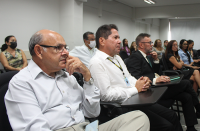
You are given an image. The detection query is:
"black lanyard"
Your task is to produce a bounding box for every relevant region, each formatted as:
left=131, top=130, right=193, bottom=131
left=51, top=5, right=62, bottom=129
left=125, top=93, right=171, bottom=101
left=107, top=58, right=125, bottom=76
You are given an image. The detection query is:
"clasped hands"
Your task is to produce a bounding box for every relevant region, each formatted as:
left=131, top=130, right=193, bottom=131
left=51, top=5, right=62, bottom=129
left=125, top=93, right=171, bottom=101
left=65, top=55, right=91, bottom=82
left=135, top=76, right=152, bottom=92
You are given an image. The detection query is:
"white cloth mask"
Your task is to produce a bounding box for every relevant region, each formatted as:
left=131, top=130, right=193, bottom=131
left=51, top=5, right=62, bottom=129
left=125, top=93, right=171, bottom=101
left=89, top=40, right=96, bottom=48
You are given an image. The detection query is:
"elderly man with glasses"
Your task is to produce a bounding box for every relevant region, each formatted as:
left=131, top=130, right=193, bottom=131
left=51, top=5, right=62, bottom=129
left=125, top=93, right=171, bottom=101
left=4, top=29, right=150, bottom=131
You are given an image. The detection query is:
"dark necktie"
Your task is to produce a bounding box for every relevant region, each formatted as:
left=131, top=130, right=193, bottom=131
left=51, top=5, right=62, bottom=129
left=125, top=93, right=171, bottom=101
left=146, top=56, right=152, bottom=67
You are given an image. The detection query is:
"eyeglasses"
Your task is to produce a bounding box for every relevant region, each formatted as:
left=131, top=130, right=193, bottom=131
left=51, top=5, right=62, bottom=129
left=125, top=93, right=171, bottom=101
left=173, top=45, right=178, bottom=47
left=39, top=44, right=69, bottom=53
left=141, top=41, right=153, bottom=45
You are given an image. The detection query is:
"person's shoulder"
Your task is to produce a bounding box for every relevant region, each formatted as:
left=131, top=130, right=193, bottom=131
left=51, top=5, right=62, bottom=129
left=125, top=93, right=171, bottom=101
left=9, top=68, right=30, bottom=84
left=90, top=53, right=101, bottom=64
left=70, top=45, right=84, bottom=52
left=129, top=51, right=141, bottom=59
left=167, top=53, right=173, bottom=58
left=178, top=49, right=183, bottom=53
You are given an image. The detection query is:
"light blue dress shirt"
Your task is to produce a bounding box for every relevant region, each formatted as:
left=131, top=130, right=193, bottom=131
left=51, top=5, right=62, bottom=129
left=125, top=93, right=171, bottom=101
left=178, top=49, right=194, bottom=65
left=5, top=60, right=100, bottom=131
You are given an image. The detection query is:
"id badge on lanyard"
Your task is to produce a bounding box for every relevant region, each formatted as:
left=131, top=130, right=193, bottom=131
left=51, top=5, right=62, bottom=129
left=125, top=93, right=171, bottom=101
left=124, top=77, right=131, bottom=87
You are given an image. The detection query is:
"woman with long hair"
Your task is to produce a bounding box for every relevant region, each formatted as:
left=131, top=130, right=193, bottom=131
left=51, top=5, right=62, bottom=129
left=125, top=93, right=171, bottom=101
left=129, top=41, right=137, bottom=54
left=165, top=40, right=200, bottom=92
left=152, top=39, right=165, bottom=60
left=0, top=35, right=27, bottom=71
left=178, top=39, right=199, bottom=69
left=187, top=39, right=200, bottom=65
left=121, top=38, right=130, bottom=56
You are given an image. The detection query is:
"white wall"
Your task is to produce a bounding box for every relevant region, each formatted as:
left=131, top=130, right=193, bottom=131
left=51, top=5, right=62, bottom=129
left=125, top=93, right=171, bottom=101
left=0, top=0, right=60, bottom=51
left=170, top=19, right=200, bottom=49
left=0, top=0, right=161, bottom=52
left=160, top=19, right=169, bottom=43
left=135, top=4, right=200, bottom=19
left=83, top=0, right=160, bottom=47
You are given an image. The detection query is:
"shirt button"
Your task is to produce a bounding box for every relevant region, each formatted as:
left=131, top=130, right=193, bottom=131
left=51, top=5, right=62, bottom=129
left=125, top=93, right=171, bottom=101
left=63, top=91, right=65, bottom=93
left=72, top=116, right=75, bottom=119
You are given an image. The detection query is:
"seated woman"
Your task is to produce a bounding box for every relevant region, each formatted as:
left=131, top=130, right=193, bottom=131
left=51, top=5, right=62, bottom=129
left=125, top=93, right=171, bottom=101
left=178, top=39, right=200, bottom=70
left=165, top=40, right=200, bottom=92
left=163, top=40, right=168, bottom=50
left=129, top=41, right=137, bottom=55
left=0, top=35, right=27, bottom=71
left=120, top=38, right=130, bottom=56
left=152, top=39, right=165, bottom=60
left=187, top=39, right=200, bottom=66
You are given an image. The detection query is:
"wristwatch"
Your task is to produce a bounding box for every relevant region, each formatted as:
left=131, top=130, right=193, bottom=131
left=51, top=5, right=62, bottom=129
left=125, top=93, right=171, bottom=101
left=84, top=77, right=94, bottom=85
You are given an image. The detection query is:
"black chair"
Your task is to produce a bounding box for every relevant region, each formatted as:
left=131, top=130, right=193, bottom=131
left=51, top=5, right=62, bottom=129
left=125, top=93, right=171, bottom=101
left=119, top=51, right=129, bottom=61
left=0, top=71, right=19, bottom=131
left=197, top=49, right=200, bottom=58
left=161, top=54, right=190, bottom=120
left=161, top=54, right=182, bottom=76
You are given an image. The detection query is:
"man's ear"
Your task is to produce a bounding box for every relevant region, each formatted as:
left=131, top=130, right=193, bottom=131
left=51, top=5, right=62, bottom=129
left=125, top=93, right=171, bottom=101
left=34, top=45, right=43, bottom=59
left=99, top=37, right=105, bottom=47
left=139, top=42, right=144, bottom=49
left=84, top=39, right=88, bottom=45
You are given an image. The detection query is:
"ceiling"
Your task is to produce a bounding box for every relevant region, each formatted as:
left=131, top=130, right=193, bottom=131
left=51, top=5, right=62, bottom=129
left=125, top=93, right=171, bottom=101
left=115, top=0, right=200, bottom=8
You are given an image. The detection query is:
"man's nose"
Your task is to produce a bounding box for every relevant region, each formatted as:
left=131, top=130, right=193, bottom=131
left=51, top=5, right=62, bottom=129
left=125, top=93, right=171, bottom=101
left=61, top=48, right=69, bottom=55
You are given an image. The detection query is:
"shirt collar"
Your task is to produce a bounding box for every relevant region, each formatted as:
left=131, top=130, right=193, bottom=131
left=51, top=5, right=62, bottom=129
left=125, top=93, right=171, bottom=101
left=179, top=49, right=184, bottom=53
left=139, top=50, right=147, bottom=58
left=83, top=44, right=95, bottom=52
left=28, top=59, right=67, bottom=79
left=97, top=50, right=117, bottom=60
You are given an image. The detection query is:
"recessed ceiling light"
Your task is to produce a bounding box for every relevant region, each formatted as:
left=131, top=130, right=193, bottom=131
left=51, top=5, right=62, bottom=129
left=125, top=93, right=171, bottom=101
left=144, top=0, right=155, bottom=4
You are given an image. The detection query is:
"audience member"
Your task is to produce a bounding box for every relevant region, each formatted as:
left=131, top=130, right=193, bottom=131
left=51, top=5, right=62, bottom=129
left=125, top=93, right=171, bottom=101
left=130, top=41, right=137, bottom=54
left=89, top=24, right=183, bottom=131
left=126, top=33, right=200, bottom=131
left=164, top=40, right=168, bottom=50
left=120, top=38, right=130, bottom=56
left=5, top=29, right=150, bottom=131
left=178, top=39, right=200, bottom=70
left=0, top=35, right=27, bottom=71
left=165, top=40, right=200, bottom=92
left=152, top=39, right=165, bottom=60
left=69, top=31, right=97, bottom=67
left=187, top=40, right=200, bottom=65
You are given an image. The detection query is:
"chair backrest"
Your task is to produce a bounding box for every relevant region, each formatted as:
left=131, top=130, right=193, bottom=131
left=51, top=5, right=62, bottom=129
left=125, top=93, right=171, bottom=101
left=0, top=71, right=19, bottom=131
left=197, top=50, right=200, bottom=58
left=0, top=71, right=19, bottom=87
left=119, top=51, right=129, bottom=61
left=72, top=72, right=84, bottom=87
left=161, top=54, right=169, bottom=70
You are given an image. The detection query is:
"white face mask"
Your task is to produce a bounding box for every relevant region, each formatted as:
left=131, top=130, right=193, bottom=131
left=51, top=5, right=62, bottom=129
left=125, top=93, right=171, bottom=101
left=89, top=40, right=96, bottom=48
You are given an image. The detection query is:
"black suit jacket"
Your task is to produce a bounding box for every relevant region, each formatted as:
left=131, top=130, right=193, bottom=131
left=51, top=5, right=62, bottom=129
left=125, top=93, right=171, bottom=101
left=126, top=50, right=160, bottom=81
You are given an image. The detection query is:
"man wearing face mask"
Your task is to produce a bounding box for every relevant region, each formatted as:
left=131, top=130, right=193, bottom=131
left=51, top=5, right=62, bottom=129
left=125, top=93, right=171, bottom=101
left=69, top=32, right=97, bottom=67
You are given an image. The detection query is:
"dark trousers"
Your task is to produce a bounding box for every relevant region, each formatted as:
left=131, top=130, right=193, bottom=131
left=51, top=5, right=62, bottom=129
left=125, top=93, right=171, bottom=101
left=128, top=103, right=182, bottom=131
left=160, top=79, right=198, bottom=126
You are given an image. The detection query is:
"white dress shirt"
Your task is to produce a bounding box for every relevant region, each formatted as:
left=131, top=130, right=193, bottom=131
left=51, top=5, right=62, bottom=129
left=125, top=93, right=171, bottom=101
left=69, top=45, right=97, bottom=67
left=89, top=50, right=138, bottom=103
left=5, top=60, right=100, bottom=131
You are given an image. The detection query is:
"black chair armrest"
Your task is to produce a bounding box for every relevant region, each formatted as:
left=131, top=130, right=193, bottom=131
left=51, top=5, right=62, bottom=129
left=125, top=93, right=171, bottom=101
left=162, top=70, right=180, bottom=75
left=100, top=101, right=121, bottom=108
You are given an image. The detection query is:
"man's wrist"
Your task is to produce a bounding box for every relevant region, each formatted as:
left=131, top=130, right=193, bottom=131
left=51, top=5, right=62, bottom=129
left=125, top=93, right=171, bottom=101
left=84, top=77, right=94, bottom=85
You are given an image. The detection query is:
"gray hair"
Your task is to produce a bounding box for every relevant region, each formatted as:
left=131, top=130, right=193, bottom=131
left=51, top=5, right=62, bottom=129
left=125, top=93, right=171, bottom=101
left=29, top=32, right=43, bottom=56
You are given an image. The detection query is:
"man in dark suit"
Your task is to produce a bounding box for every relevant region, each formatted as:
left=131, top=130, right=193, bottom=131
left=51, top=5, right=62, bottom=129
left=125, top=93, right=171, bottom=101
left=126, top=33, right=200, bottom=131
